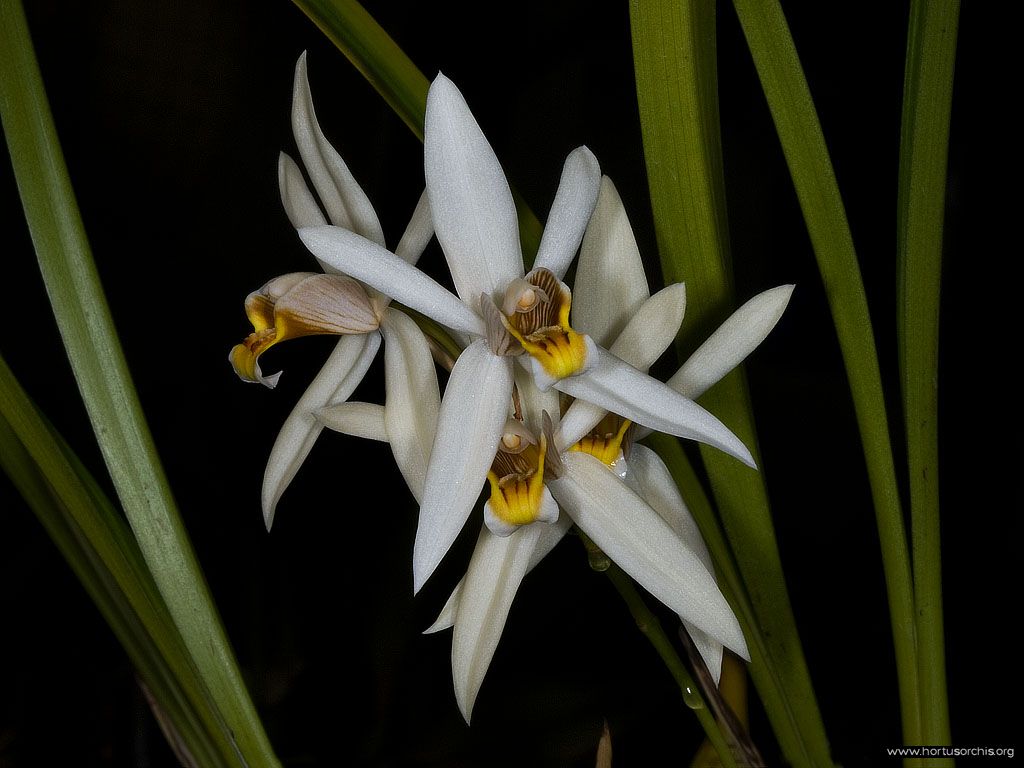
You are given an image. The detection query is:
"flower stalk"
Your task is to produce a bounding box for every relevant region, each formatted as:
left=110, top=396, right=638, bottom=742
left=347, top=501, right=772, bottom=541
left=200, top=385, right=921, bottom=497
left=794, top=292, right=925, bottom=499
left=604, top=564, right=739, bottom=768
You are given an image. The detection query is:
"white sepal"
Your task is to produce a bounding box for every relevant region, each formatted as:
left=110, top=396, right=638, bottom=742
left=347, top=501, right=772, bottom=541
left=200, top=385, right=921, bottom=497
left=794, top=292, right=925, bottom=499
left=573, top=176, right=650, bottom=346
left=556, top=347, right=755, bottom=468
left=316, top=402, right=387, bottom=441
left=557, top=284, right=687, bottom=448
left=608, top=283, right=687, bottom=369
left=424, top=73, right=522, bottom=308
left=532, top=146, right=601, bottom=280
left=394, top=189, right=434, bottom=266
left=291, top=52, right=385, bottom=245
left=550, top=452, right=748, bottom=659
left=685, top=621, right=725, bottom=687
left=299, top=226, right=485, bottom=338
left=278, top=152, right=327, bottom=230
left=452, top=523, right=547, bottom=722
left=381, top=309, right=440, bottom=503
left=262, top=331, right=382, bottom=530
left=669, top=284, right=794, bottom=400
left=427, top=513, right=572, bottom=635
left=625, top=445, right=709, bottom=561
left=513, top=364, right=560, bottom=431
left=625, top=444, right=729, bottom=681
left=413, top=341, right=514, bottom=592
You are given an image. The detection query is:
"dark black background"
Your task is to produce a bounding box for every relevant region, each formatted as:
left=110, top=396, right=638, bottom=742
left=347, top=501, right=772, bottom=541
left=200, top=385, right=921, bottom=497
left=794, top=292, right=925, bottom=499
left=1, top=1, right=1014, bottom=766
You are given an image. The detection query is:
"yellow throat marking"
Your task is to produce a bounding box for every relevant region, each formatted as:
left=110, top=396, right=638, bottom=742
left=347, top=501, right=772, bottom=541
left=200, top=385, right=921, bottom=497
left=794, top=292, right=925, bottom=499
left=486, top=432, right=549, bottom=527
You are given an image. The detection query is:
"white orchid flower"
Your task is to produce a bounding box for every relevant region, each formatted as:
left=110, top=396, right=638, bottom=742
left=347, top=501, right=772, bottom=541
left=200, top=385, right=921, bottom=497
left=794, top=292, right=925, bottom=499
left=298, top=74, right=756, bottom=591
left=228, top=52, right=436, bottom=529
left=417, top=367, right=747, bottom=723
left=426, top=178, right=794, bottom=715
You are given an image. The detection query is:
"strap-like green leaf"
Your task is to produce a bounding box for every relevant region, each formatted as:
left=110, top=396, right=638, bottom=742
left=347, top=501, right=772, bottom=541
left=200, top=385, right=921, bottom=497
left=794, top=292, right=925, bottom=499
left=0, top=2, right=278, bottom=763
left=898, top=0, right=960, bottom=755
left=630, top=2, right=832, bottom=765
left=730, top=0, right=920, bottom=747
left=0, top=355, right=233, bottom=766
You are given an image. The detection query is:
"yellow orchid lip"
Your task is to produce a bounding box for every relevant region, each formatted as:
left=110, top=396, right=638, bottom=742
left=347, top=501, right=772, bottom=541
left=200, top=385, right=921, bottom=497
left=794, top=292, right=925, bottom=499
left=485, top=425, right=550, bottom=530
left=229, top=272, right=381, bottom=386
left=500, top=267, right=590, bottom=382
left=570, top=414, right=633, bottom=474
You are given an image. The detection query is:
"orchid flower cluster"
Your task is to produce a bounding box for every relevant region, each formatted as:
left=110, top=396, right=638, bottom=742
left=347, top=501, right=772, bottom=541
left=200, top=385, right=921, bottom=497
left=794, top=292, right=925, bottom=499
left=230, top=53, right=794, bottom=722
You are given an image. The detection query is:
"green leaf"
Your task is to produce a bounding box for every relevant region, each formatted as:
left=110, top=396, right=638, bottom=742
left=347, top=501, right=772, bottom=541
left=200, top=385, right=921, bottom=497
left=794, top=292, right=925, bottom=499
left=898, top=0, right=960, bottom=754
left=290, top=0, right=544, bottom=258
left=629, top=2, right=832, bottom=765
left=729, top=0, right=920, bottom=747
left=0, top=355, right=233, bottom=766
left=0, top=3, right=278, bottom=764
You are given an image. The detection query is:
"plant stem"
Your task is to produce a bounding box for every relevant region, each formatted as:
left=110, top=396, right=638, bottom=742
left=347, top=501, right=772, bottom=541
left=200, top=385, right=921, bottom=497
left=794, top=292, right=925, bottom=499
left=605, top=564, right=739, bottom=768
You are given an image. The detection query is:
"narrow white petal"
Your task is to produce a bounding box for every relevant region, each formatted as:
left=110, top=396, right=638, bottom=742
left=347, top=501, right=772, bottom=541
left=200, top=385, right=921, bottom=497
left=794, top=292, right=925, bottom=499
left=453, top=523, right=546, bottom=722
left=262, top=331, right=381, bottom=530
left=573, top=176, right=650, bottom=346
left=550, top=453, right=748, bottom=658
left=532, top=147, right=601, bottom=280
left=292, top=52, right=385, bottom=245
left=424, top=581, right=463, bottom=634
left=381, top=310, right=440, bottom=503
left=608, top=283, right=687, bottom=369
left=555, top=347, right=755, bottom=468
left=626, top=445, right=711, bottom=567
left=513, top=363, right=559, bottom=431
left=684, top=621, right=725, bottom=686
left=556, top=285, right=687, bottom=448
left=425, top=74, right=522, bottom=306
left=627, top=444, right=733, bottom=681
left=299, top=226, right=484, bottom=337
left=427, top=513, right=572, bottom=635
left=317, top=401, right=387, bottom=441
left=278, top=152, right=327, bottom=229
left=394, top=189, right=434, bottom=266
left=669, top=284, right=794, bottom=400
left=413, top=342, right=513, bottom=592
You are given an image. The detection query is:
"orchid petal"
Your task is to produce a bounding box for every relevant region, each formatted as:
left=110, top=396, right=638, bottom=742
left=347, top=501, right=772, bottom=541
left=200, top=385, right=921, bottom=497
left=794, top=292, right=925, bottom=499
left=424, top=74, right=522, bottom=306
left=627, top=443, right=730, bottom=679
left=608, top=283, right=687, bottom=369
left=555, top=284, right=689, bottom=448
left=381, top=309, right=440, bottom=503
left=513, top=364, right=559, bottom=431
left=452, top=523, right=547, bottom=722
left=684, top=621, right=725, bottom=686
left=625, top=445, right=709, bottom=562
left=532, top=147, right=601, bottom=280
left=424, top=581, right=463, bottom=634
left=262, top=331, right=382, bottom=530
left=556, top=348, right=755, bottom=467
left=426, top=512, right=572, bottom=634
left=550, top=452, right=748, bottom=658
left=317, top=402, right=387, bottom=441
left=299, top=226, right=484, bottom=337
left=394, top=189, right=433, bottom=266
left=669, top=284, right=795, bottom=400
left=278, top=152, right=327, bottom=230
left=573, top=176, right=650, bottom=346
left=292, top=52, right=385, bottom=245
left=413, top=341, right=514, bottom=592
